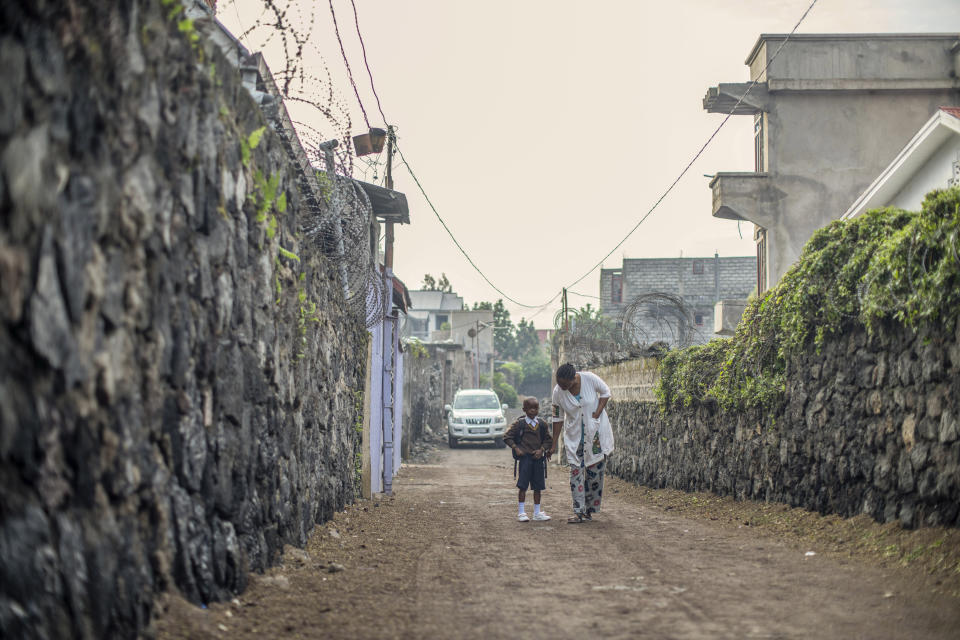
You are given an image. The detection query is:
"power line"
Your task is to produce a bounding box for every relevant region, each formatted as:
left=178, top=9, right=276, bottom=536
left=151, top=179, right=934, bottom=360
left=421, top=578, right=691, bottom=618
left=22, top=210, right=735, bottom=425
left=563, top=0, right=819, bottom=290
left=338, top=0, right=819, bottom=315
left=334, top=9, right=554, bottom=310
left=327, top=0, right=370, bottom=129
left=569, top=290, right=601, bottom=300
left=349, top=0, right=390, bottom=127
left=393, top=140, right=561, bottom=310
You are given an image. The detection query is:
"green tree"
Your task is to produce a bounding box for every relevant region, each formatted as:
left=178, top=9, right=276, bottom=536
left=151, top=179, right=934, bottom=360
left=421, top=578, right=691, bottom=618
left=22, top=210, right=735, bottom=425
left=492, top=371, right=518, bottom=407
left=421, top=273, right=453, bottom=292
left=492, top=300, right=517, bottom=359
left=519, top=349, right=551, bottom=397
left=498, top=362, right=524, bottom=390
left=437, top=273, right=452, bottom=293
left=472, top=299, right=518, bottom=358
left=514, top=317, right=540, bottom=360
left=568, top=303, right=619, bottom=342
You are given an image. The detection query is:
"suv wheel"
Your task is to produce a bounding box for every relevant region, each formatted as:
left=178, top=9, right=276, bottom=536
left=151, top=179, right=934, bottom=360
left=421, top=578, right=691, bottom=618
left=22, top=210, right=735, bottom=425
left=494, top=437, right=506, bottom=449
left=448, top=435, right=457, bottom=448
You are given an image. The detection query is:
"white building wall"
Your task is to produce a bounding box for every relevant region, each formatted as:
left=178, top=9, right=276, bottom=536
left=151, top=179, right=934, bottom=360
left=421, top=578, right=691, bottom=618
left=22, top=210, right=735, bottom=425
left=394, top=352, right=404, bottom=475
left=368, top=322, right=383, bottom=495
left=889, top=137, right=960, bottom=210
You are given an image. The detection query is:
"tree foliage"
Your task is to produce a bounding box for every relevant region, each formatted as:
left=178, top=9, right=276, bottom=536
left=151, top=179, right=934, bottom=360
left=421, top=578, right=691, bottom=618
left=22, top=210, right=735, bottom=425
left=421, top=273, right=452, bottom=292
left=492, top=371, right=518, bottom=407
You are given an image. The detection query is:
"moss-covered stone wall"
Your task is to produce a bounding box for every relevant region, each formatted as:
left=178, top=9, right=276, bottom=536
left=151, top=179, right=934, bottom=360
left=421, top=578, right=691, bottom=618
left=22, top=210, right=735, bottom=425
left=608, top=189, right=960, bottom=530
left=0, top=1, right=367, bottom=637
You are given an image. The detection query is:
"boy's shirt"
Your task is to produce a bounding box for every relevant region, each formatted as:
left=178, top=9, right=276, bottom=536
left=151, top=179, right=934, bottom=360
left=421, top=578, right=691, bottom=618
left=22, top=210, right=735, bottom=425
left=503, top=416, right=553, bottom=456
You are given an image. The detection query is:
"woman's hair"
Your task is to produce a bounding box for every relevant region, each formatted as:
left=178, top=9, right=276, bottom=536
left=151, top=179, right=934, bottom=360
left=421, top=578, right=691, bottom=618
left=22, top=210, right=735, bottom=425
left=555, top=363, right=576, bottom=382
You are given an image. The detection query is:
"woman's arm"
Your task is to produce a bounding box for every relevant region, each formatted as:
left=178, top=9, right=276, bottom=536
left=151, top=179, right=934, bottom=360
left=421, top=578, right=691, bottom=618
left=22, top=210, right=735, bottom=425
left=590, top=373, right=612, bottom=419
left=592, top=395, right=609, bottom=419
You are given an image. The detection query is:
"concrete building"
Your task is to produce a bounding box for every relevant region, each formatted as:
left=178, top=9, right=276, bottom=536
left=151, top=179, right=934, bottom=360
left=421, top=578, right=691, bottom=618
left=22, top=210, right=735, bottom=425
left=406, top=290, right=495, bottom=388
left=599, top=255, right=755, bottom=347
left=706, top=33, right=960, bottom=292
left=843, top=107, right=960, bottom=219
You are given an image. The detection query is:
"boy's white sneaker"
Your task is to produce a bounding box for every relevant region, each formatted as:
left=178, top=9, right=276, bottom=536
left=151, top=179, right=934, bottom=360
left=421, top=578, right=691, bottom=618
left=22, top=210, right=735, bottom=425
left=532, top=512, right=551, bottom=521
left=517, top=513, right=530, bottom=522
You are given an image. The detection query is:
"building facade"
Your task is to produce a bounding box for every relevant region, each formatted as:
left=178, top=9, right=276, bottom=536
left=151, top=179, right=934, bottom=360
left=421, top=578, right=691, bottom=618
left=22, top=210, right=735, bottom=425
left=706, top=33, right=960, bottom=292
left=406, top=290, right=495, bottom=388
left=599, top=255, right=755, bottom=347
left=843, top=107, right=960, bottom=219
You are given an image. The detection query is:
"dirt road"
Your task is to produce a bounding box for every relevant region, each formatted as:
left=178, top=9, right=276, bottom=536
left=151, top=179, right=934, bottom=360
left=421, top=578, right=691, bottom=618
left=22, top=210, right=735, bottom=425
left=155, top=444, right=960, bottom=639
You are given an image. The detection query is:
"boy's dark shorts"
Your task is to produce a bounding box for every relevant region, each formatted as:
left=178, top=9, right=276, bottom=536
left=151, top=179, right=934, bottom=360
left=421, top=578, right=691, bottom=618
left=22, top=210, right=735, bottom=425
left=516, top=455, right=546, bottom=491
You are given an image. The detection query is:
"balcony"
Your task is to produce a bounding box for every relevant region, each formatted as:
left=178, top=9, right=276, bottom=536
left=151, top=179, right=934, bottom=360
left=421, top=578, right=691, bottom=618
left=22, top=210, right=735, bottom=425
left=709, top=172, right=783, bottom=228
left=703, top=82, right=769, bottom=115
left=713, top=299, right=749, bottom=336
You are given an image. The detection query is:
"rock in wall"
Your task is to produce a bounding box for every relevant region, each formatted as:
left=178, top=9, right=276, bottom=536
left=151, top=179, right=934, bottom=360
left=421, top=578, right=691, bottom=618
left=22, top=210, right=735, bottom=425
left=607, top=318, right=960, bottom=529
left=0, top=1, right=367, bottom=637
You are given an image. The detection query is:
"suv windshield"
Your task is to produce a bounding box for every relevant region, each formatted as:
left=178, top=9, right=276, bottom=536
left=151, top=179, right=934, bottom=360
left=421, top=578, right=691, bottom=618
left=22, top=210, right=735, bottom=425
left=453, top=394, right=500, bottom=410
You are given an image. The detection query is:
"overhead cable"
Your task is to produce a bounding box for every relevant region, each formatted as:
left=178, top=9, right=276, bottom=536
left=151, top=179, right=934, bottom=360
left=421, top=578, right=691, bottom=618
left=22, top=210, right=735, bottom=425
left=562, top=0, right=820, bottom=290
left=327, top=0, right=371, bottom=128
left=340, top=0, right=819, bottom=311
left=394, top=141, right=562, bottom=310
left=349, top=0, right=390, bottom=127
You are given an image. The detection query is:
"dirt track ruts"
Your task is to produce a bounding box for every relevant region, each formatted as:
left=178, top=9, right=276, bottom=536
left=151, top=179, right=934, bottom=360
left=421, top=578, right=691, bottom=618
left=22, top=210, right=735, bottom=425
left=155, top=444, right=960, bottom=639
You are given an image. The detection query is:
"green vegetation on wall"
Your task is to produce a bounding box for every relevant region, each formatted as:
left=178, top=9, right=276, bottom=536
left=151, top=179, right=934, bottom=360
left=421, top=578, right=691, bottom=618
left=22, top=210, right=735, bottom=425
left=656, top=187, right=960, bottom=414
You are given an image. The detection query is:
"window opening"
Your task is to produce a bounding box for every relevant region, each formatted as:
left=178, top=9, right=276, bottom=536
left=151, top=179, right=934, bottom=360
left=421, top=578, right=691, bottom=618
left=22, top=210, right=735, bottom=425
left=754, top=113, right=765, bottom=172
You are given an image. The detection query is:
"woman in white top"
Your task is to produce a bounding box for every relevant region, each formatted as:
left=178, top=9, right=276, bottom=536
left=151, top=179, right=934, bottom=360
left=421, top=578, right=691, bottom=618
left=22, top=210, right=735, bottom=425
left=550, top=363, right=615, bottom=523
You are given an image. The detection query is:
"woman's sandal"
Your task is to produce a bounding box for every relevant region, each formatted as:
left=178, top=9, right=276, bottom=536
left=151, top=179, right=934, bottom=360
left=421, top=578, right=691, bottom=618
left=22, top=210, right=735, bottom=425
left=567, top=514, right=585, bottom=524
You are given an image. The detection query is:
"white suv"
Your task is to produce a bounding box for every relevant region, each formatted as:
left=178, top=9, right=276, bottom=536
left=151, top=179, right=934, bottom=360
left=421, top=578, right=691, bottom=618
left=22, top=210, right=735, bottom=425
left=445, top=389, right=509, bottom=448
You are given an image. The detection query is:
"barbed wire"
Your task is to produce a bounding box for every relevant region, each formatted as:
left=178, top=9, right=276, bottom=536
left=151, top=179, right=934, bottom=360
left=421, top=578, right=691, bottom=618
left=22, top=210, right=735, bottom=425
left=220, top=0, right=820, bottom=346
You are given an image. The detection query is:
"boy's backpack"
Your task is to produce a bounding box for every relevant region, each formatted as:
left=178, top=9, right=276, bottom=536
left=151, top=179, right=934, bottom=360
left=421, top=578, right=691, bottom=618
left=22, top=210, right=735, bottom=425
left=511, top=418, right=548, bottom=479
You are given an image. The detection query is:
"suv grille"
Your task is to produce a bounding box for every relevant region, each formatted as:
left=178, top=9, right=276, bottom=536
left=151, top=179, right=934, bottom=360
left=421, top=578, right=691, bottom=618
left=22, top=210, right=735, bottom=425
left=465, top=417, right=492, bottom=425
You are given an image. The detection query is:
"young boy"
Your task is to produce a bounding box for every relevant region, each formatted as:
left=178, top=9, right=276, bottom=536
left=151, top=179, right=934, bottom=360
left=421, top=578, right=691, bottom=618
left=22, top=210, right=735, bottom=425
left=503, top=397, right=553, bottom=521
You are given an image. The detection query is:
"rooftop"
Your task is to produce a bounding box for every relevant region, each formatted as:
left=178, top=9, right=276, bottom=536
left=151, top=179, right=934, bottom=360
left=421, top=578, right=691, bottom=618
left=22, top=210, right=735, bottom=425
left=745, top=32, right=960, bottom=65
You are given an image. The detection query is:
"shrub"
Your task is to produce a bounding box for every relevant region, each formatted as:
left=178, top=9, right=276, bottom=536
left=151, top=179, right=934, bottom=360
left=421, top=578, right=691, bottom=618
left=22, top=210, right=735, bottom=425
left=655, top=187, right=960, bottom=415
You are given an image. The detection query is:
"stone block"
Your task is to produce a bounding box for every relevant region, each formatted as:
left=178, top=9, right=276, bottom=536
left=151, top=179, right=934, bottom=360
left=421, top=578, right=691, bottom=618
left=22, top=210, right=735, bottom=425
left=940, top=411, right=959, bottom=444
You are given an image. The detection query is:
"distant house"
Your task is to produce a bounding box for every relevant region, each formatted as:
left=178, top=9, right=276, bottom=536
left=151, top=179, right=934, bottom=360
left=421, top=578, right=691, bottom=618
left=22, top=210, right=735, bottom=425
left=843, top=107, right=960, bottom=219
left=599, top=254, right=755, bottom=347
left=406, top=290, right=464, bottom=340
left=705, top=33, right=960, bottom=293
left=406, top=290, right=494, bottom=388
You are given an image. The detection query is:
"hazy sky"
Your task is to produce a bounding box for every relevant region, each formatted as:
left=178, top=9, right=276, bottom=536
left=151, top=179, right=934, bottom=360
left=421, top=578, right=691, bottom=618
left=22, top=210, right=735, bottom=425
left=219, top=0, right=960, bottom=328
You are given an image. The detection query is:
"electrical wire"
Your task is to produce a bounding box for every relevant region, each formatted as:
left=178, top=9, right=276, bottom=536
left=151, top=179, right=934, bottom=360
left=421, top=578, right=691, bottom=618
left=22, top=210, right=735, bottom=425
left=569, top=290, right=601, bottom=300
left=327, top=0, right=370, bottom=129
left=349, top=0, right=390, bottom=127
left=338, top=0, right=818, bottom=317
left=562, top=0, right=819, bottom=290
left=394, top=140, right=562, bottom=310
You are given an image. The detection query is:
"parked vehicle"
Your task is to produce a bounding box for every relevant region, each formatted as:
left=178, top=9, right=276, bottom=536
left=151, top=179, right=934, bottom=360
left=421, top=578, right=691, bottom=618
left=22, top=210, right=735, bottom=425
left=445, top=389, right=509, bottom=448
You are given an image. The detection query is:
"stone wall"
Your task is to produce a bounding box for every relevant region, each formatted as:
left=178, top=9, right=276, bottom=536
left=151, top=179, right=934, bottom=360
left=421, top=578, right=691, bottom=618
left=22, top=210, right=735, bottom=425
left=606, top=318, right=960, bottom=528
left=591, top=358, right=660, bottom=402
left=401, top=343, right=473, bottom=452
left=0, top=1, right=367, bottom=638
left=400, top=345, right=444, bottom=456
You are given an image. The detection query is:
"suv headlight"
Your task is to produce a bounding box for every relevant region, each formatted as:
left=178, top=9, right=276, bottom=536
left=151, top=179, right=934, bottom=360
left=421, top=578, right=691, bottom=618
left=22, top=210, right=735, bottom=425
left=450, top=415, right=463, bottom=425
